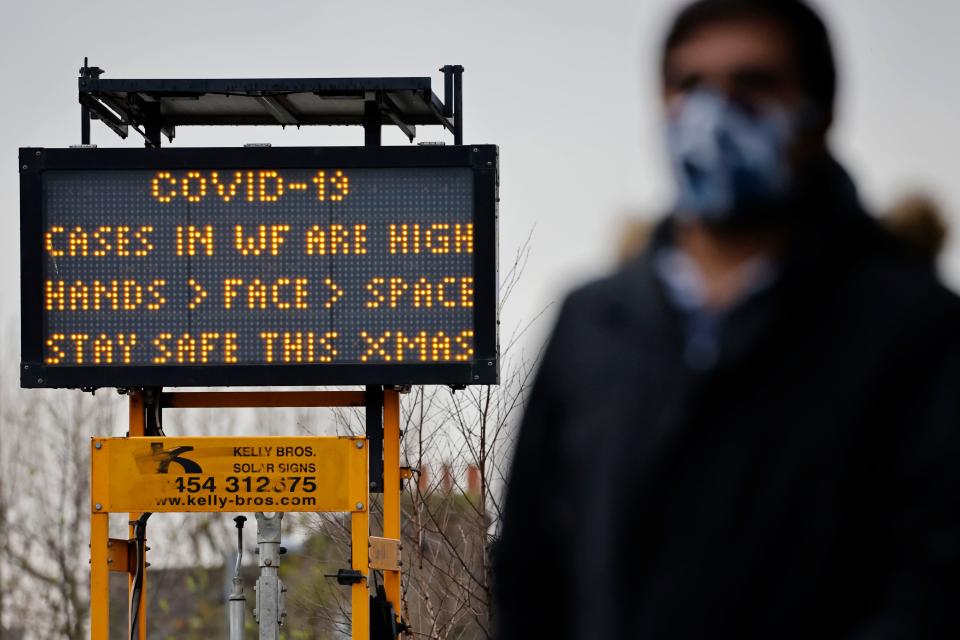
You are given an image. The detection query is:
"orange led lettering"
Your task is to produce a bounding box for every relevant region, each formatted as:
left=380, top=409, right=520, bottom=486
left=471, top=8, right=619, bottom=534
left=282, top=332, right=305, bottom=363
left=330, top=170, right=349, bottom=201
left=247, top=279, right=268, bottom=309
left=44, top=226, right=65, bottom=257
left=328, top=224, right=351, bottom=254
left=212, top=171, right=243, bottom=202
left=396, top=331, right=429, bottom=361
left=360, top=331, right=392, bottom=362
left=270, top=225, right=290, bottom=255
left=187, top=279, right=207, bottom=310
left=145, top=280, right=166, bottom=310
left=306, top=224, right=366, bottom=255
left=424, top=223, right=450, bottom=254
left=181, top=171, right=207, bottom=203
left=431, top=332, right=452, bottom=361
left=316, top=331, right=338, bottom=363
left=69, top=281, right=90, bottom=311
left=93, top=280, right=120, bottom=311
left=116, top=334, right=137, bottom=364
left=294, top=278, right=309, bottom=309
left=93, top=335, right=114, bottom=364
left=365, top=277, right=385, bottom=308
left=223, top=332, right=239, bottom=363
left=453, top=223, right=474, bottom=253
left=198, top=333, right=219, bottom=363
left=133, top=226, right=155, bottom=256
left=176, top=334, right=198, bottom=363
left=454, top=330, right=475, bottom=361
left=388, top=277, right=408, bottom=308
left=235, top=225, right=268, bottom=256
left=324, top=278, right=343, bottom=308
left=115, top=226, right=132, bottom=256
left=69, top=334, right=90, bottom=364
left=387, top=223, right=471, bottom=254
left=388, top=224, right=419, bottom=254
left=311, top=170, right=326, bottom=201
left=271, top=278, right=292, bottom=309
left=122, top=280, right=143, bottom=310
left=68, top=227, right=88, bottom=256
left=260, top=332, right=280, bottom=363
left=153, top=333, right=173, bottom=364
left=258, top=170, right=284, bottom=202
left=45, top=334, right=66, bottom=364
left=412, top=278, right=433, bottom=308
left=176, top=225, right=215, bottom=257
left=151, top=171, right=177, bottom=202
left=436, top=277, right=458, bottom=308
left=91, top=227, right=113, bottom=256
left=305, top=225, right=327, bottom=255
left=353, top=224, right=368, bottom=254
left=460, top=276, right=474, bottom=307
left=224, top=278, right=243, bottom=309
left=45, top=281, right=66, bottom=311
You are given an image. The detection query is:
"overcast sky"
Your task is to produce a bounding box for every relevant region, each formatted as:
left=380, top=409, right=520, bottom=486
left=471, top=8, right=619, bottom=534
left=3, top=0, right=959, bottom=361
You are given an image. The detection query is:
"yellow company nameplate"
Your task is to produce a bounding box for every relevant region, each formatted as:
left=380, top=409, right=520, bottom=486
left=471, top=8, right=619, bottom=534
left=91, top=436, right=367, bottom=513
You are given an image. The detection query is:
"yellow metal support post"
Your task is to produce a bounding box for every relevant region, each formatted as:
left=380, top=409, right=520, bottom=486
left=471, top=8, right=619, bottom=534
left=383, top=390, right=402, bottom=618
left=351, top=507, right=370, bottom=640
left=90, top=440, right=110, bottom=639
left=128, top=391, right=147, bottom=640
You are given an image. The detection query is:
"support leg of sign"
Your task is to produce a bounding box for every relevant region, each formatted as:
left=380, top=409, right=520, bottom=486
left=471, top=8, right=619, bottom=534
left=81, top=103, right=91, bottom=145
left=363, top=99, right=382, bottom=147
left=453, top=66, right=464, bottom=145
left=383, top=389, right=402, bottom=619
left=128, top=390, right=148, bottom=640
left=90, top=494, right=110, bottom=638
left=366, top=386, right=384, bottom=493
left=351, top=507, right=370, bottom=640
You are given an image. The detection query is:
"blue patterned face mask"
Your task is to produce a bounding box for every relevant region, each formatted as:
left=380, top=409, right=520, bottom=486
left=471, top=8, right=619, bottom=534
left=667, top=90, right=797, bottom=224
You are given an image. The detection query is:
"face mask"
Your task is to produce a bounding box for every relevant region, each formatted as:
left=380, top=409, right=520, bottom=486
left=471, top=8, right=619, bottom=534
left=666, top=90, right=797, bottom=224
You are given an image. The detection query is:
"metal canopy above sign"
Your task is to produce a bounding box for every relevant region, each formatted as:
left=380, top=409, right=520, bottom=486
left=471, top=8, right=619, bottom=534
left=77, top=61, right=465, bottom=146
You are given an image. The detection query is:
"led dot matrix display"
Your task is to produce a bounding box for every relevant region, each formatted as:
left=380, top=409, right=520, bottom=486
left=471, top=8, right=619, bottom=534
left=20, top=146, right=498, bottom=388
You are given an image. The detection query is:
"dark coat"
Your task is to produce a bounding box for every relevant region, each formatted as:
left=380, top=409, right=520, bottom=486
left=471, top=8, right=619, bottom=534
left=494, top=165, right=960, bottom=639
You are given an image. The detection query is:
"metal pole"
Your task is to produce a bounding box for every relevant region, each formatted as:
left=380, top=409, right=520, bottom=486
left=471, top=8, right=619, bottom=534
left=128, top=391, right=148, bottom=640
left=351, top=508, right=370, bottom=640
left=80, top=57, right=91, bottom=145
left=366, top=385, right=383, bottom=493
left=229, top=516, right=247, bottom=640
left=90, top=451, right=110, bottom=639
left=441, top=65, right=454, bottom=117
left=253, top=512, right=286, bottom=640
left=382, top=390, right=402, bottom=616
left=81, top=105, right=91, bottom=145
left=453, top=65, right=464, bottom=145
left=363, top=99, right=382, bottom=147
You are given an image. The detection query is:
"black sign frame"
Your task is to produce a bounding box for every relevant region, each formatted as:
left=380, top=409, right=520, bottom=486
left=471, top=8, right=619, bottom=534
left=19, top=145, right=499, bottom=389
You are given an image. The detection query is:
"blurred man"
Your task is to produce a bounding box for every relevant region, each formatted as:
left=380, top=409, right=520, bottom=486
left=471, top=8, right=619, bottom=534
left=494, top=1, right=960, bottom=638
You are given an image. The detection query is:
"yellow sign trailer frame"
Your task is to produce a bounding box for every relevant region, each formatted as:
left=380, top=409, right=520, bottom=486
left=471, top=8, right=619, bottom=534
left=89, top=389, right=404, bottom=640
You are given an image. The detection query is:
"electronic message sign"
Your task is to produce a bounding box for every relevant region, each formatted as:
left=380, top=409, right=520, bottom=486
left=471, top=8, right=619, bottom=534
left=20, top=146, right=498, bottom=388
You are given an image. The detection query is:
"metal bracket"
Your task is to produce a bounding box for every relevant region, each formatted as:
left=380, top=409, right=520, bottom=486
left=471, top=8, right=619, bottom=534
left=369, top=537, right=401, bottom=572
left=325, top=568, right=364, bottom=585
left=107, top=538, right=136, bottom=573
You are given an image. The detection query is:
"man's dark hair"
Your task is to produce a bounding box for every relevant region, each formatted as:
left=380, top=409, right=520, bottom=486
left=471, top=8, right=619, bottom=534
left=663, top=0, right=837, bottom=118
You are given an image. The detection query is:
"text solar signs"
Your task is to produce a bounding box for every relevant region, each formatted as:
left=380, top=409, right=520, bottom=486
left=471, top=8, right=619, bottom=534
left=20, top=146, right=498, bottom=388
